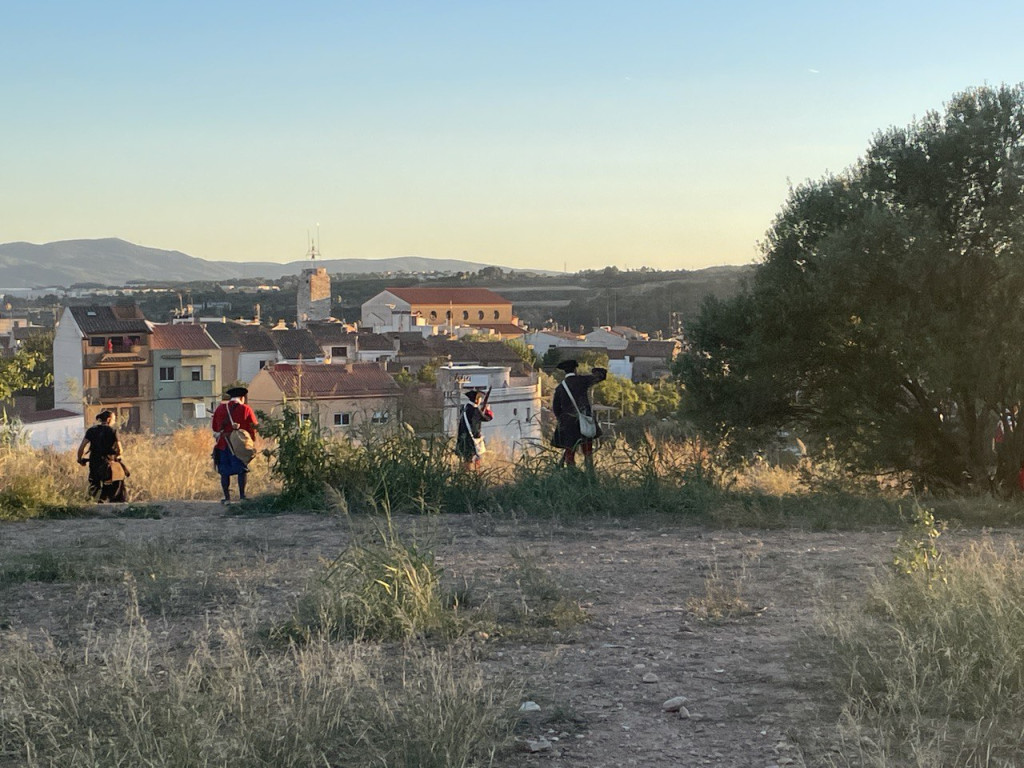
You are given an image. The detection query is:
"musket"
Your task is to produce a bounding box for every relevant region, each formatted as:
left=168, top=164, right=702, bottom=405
left=479, top=386, right=493, bottom=411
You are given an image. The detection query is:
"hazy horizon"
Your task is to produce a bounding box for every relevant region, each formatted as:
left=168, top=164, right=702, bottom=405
left=5, top=2, right=1023, bottom=272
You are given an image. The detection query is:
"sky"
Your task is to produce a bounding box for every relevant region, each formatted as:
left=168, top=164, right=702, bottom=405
left=4, top=1, right=1023, bottom=273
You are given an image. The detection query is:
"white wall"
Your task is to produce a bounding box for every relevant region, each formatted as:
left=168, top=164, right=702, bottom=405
left=608, top=358, right=633, bottom=380
left=438, top=365, right=542, bottom=456
left=237, top=352, right=280, bottom=384
left=361, top=291, right=411, bottom=332
left=24, top=415, right=84, bottom=451
left=53, top=307, right=84, bottom=413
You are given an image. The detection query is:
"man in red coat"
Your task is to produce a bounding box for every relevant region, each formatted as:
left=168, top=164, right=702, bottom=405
left=212, top=386, right=258, bottom=504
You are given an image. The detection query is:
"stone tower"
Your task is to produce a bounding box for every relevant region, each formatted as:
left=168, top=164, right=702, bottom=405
left=297, top=239, right=331, bottom=328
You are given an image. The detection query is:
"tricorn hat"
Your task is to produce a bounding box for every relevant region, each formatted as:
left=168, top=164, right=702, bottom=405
left=464, top=388, right=483, bottom=401
left=226, top=386, right=249, bottom=398
left=96, top=410, right=113, bottom=422
left=555, top=359, right=578, bottom=372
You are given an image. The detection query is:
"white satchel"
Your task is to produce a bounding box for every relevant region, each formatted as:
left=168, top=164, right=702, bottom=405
left=561, top=380, right=598, bottom=438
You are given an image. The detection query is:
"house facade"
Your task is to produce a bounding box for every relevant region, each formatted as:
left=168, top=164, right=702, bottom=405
left=608, top=339, right=681, bottom=382
left=233, top=325, right=280, bottom=382
left=149, top=323, right=222, bottom=434
left=437, top=364, right=542, bottom=456
left=362, top=287, right=516, bottom=334
left=53, top=305, right=154, bottom=431
left=247, top=362, right=401, bottom=435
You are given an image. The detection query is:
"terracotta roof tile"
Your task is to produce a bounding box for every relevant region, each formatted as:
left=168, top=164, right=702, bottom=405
left=69, top=305, right=150, bottom=335
left=624, top=340, right=680, bottom=357
left=272, top=329, right=322, bottom=360
left=267, top=363, right=400, bottom=398
left=202, top=322, right=242, bottom=347
left=306, top=322, right=356, bottom=345
left=233, top=326, right=277, bottom=353
left=150, top=324, right=219, bottom=350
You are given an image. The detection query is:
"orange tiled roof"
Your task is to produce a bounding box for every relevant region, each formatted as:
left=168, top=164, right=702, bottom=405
left=150, top=323, right=219, bottom=350
left=266, top=363, right=400, bottom=398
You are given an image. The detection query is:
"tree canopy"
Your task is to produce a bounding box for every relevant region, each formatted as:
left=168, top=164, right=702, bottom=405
left=678, top=85, right=1024, bottom=490
left=0, top=331, right=53, bottom=404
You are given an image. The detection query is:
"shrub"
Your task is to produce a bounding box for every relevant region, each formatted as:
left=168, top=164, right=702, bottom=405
left=277, top=507, right=461, bottom=642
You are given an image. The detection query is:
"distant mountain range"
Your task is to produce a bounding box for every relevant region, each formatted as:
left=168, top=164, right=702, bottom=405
left=0, top=238, right=516, bottom=290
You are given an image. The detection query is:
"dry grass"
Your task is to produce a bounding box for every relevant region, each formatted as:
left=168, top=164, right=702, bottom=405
left=0, top=428, right=278, bottom=516
left=119, top=429, right=276, bottom=501
left=820, top=537, right=1024, bottom=767
left=0, top=591, right=518, bottom=767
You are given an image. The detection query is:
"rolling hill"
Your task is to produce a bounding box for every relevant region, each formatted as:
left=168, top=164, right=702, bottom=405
left=0, top=239, right=502, bottom=289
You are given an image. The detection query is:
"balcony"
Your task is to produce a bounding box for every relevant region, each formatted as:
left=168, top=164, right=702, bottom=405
left=179, top=380, right=214, bottom=398
left=99, top=384, right=140, bottom=399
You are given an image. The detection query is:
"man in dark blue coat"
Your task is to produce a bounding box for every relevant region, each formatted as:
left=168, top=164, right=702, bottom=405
left=551, top=359, right=607, bottom=469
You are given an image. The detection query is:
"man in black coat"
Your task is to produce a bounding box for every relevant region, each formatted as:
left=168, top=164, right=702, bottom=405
left=551, top=359, right=607, bottom=469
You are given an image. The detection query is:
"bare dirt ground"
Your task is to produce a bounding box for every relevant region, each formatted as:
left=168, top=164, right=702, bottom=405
left=0, top=503, right=916, bottom=767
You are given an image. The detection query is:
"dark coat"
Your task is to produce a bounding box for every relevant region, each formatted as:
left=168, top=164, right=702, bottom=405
left=551, top=372, right=603, bottom=448
left=82, top=424, right=126, bottom=502
left=455, top=402, right=493, bottom=460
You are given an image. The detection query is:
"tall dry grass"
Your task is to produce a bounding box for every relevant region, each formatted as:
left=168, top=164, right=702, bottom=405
left=0, top=428, right=278, bottom=517
left=119, top=428, right=276, bottom=501
left=821, top=534, right=1024, bottom=767
left=0, top=590, right=518, bottom=767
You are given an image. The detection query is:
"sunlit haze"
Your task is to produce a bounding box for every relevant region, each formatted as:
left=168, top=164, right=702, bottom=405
left=5, top=1, right=1023, bottom=271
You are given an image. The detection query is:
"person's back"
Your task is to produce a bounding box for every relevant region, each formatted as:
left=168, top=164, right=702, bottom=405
left=212, top=387, right=258, bottom=504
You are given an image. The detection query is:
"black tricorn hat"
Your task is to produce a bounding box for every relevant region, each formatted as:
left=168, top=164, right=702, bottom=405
left=226, top=386, right=249, bottom=398
left=96, top=410, right=113, bottom=421
left=556, top=359, right=578, bottom=372
left=464, top=389, right=483, bottom=400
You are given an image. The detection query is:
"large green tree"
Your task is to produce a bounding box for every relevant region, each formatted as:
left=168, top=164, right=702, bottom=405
left=678, top=85, right=1024, bottom=490
left=0, top=331, right=53, bottom=404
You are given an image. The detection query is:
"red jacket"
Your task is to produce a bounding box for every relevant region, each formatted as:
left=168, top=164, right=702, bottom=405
left=212, top=399, right=258, bottom=450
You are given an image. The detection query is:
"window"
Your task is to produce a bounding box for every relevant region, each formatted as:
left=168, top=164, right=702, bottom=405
left=259, top=360, right=268, bottom=369
left=430, top=311, right=437, bottom=320
left=209, top=364, right=216, bottom=381
left=298, top=412, right=312, bottom=423
left=159, top=366, right=175, bottom=382
left=478, top=310, right=485, bottom=320
left=526, top=407, right=532, bottom=421
left=334, top=412, right=351, bottom=426
left=493, top=310, right=500, bottom=320
left=446, top=310, right=452, bottom=319
left=331, top=346, right=346, bottom=357
left=462, top=310, right=469, bottom=320
left=190, top=368, right=202, bottom=382
left=90, top=337, right=106, bottom=348
left=182, top=402, right=196, bottom=420
left=372, top=411, right=389, bottom=424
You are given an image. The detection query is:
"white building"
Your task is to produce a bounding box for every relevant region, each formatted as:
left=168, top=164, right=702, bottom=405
left=19, top=409, right=83, bottom=450
left=437, top=364, right=542, bottom=456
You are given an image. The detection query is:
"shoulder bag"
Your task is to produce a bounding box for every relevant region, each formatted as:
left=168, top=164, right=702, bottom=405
left=560, top=380, right=598, bottom=439
left=225, top=403, right=256, bottom=464
left=463, top=407, right=486, bottom=456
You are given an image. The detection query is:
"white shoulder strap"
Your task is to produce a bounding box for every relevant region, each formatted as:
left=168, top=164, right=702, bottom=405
left=561, top=379, right=583, bottom=417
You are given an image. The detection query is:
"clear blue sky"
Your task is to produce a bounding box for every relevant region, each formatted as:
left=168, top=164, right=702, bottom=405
left=4, top=1, right=1022, bottom=271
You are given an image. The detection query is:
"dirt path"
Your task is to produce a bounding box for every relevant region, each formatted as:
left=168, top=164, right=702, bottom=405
left=0, top=503, right=909, bottom=766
